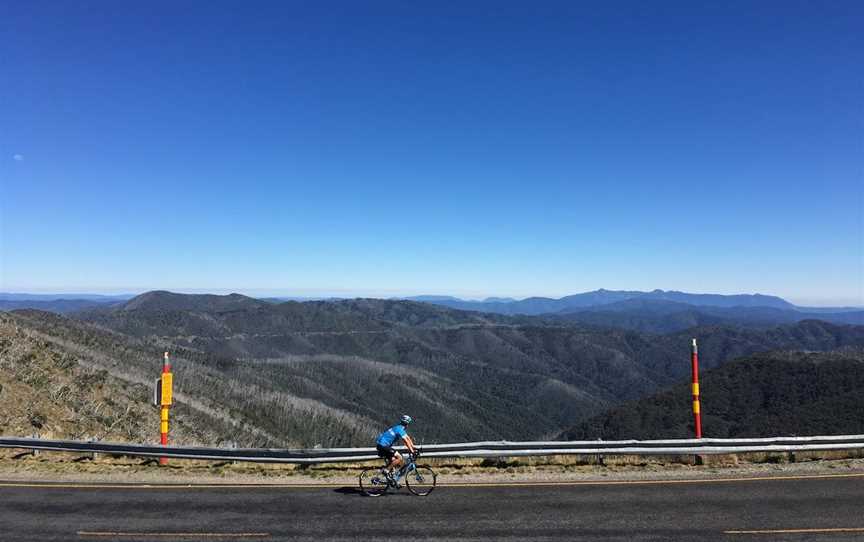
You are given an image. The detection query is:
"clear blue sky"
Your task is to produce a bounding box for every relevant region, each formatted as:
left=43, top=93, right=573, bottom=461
left=1, top=1, right=861, bottom=306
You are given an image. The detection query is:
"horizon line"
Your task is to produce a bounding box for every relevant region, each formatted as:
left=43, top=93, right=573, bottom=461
left=1, top=288, right=862, bottom=309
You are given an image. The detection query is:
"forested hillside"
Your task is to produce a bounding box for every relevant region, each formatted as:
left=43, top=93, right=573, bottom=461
left=563, top=348, right=864, bottom=440
left=71, top=292, right=864, bottom=444
left=3, top=291, right=864, bottom=447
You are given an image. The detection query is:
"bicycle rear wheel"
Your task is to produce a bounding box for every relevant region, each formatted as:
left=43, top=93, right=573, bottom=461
left=406, top=465, right=436, bottom=496
left=359, top=468, right=390, bottom=497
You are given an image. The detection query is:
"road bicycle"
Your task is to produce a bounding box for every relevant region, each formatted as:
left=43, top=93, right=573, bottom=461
left=359, top=451, right=436, bottom=497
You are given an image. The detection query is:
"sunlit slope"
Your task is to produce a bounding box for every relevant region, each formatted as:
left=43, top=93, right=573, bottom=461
left=0, top=312, right=233, bottom=445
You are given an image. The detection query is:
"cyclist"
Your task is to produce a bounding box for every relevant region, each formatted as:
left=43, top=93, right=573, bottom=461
left=376, top=415, right=418, bottom=481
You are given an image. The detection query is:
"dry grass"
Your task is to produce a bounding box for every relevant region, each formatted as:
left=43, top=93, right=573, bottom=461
left=2, top=447, right=863, bottom=486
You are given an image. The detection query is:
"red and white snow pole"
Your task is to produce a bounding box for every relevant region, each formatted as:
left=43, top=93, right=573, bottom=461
left=691, top=338, right=702, bottom=439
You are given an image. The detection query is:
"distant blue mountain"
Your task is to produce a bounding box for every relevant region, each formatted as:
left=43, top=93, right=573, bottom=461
left=550, top=298, right=864, bottom=333
left=0, top=293, right=134, bottom=302
left=403, top=289, right=638, bottom=314
left=403, top=295, right=466, bottom=302
left=634, top=289, right=797, bottom=310
left=406, top=289, right=835, bottom=316
left=261, top=296, right=340, bottom=303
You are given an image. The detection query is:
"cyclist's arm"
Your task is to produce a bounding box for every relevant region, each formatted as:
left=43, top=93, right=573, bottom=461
left=403, top=435, right=417, bottom=454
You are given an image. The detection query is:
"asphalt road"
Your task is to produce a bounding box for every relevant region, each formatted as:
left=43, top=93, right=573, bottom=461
left=2, top=474, right=863, bottom=541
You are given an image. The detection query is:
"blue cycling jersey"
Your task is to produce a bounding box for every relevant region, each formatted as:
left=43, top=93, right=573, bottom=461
left=376, top=424, right=408, bottom=447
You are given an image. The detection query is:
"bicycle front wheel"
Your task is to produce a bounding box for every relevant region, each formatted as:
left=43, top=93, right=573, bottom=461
left=406, top=465, right=436, bottom=496
left=359, top=468, right=390, bottom=497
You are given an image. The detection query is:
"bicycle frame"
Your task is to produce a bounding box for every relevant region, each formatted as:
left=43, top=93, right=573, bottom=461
left=390, top=456, right=417, bottom=483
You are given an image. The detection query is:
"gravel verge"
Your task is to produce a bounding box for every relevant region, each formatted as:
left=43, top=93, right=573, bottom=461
left=2, top=448, right=863, bottom=486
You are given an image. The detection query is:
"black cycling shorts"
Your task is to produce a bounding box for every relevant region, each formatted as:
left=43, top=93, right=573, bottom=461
left=376, top=444, right=396, bottom=461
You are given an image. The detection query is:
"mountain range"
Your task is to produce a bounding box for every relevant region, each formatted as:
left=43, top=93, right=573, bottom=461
left=549, top=299, right=863, bottom=333
left=5, top=289, right=860, bottom=327
left=3, top=290, right=864, bottom=446
left=405, top=289, right=860, bottom=315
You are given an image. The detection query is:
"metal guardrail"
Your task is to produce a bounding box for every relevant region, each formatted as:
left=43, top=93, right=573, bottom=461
left=2, top=435, right=863, bottom=463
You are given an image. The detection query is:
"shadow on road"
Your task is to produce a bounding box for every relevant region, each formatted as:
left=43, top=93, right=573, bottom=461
left=333, top=486, right=410, bottom=498
left=333, top=487, right=415, bottom=498
left=333, top=486, right=365, bottom=496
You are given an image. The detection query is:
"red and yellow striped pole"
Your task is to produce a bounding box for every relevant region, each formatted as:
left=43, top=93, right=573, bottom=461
left=691, top=338, right=702, bottom=439
left=159, top=351, right=173, bottom=465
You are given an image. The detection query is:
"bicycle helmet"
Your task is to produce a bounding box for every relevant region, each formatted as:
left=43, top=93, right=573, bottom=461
left=400, top=414, right=413, bottom=426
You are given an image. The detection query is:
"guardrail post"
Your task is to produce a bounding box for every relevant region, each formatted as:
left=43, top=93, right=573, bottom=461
left=596, top=438, right=605, bottom=466
left=74, top=437, right=98, bottom=462
left=227, top=441, right=238, bottom=466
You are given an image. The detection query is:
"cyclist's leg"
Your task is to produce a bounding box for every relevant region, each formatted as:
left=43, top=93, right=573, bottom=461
left=389, top=451, right=403, bottom=473
left=376, top=445, right=392, bottom=472
left=377, top=445, right=399, bottom=474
